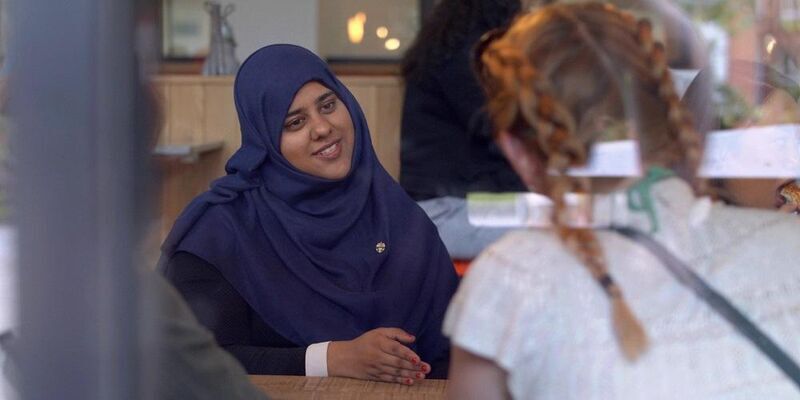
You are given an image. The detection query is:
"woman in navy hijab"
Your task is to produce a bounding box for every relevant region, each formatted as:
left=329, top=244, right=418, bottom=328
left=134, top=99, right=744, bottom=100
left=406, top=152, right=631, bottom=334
left=161, top=44, right=458, bottom=383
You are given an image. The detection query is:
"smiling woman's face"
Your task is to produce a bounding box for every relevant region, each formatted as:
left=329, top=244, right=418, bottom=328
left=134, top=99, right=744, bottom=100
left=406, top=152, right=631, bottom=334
left=279, top=81, right=355, bottom=180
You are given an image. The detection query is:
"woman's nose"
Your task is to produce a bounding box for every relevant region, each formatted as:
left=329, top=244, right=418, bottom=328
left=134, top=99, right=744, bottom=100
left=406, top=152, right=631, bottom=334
left=309, top=115, right=332, bottom=140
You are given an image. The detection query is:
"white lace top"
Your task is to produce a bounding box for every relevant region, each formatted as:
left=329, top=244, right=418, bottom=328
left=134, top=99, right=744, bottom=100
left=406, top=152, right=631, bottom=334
left=444, top=178, right=800, bottom=399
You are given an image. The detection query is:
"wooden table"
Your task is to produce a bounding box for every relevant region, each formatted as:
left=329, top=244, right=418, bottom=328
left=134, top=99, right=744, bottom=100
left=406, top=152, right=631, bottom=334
left=249, top=375, right=448, bottom=400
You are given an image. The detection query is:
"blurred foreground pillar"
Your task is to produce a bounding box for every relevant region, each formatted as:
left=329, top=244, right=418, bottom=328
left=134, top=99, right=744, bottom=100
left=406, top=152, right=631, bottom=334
left=10, top=0, right=147, bottom=399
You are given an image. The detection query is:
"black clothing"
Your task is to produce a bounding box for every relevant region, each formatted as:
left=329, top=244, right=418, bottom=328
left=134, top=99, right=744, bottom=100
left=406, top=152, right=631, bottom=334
left=400, top=28, right=525, bottom=201
left=164, top=251, right=451, bottom=378
left=164, top=251, right=306, bottom=375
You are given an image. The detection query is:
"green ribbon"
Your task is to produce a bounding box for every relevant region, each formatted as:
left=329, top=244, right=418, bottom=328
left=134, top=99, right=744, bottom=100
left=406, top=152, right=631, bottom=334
left=626, top=166, right=674, bottom=233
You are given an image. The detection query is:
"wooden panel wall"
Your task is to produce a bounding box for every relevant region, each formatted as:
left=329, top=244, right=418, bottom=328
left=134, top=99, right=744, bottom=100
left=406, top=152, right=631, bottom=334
left=341, top=76, right=404, bottom=178
left=153, top=74, right=404, bottom=239
left=153, top=76, right=239, bottom=238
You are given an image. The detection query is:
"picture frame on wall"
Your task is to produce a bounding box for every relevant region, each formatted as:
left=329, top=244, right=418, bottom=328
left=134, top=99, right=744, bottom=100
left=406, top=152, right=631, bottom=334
left=161, top=0, right=210, bottom=61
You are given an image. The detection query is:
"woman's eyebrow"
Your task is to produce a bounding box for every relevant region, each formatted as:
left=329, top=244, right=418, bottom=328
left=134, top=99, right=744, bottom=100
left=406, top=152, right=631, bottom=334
left=285, top=107, right=304, bottom=118
left=315, top=91, right=336, bottom=104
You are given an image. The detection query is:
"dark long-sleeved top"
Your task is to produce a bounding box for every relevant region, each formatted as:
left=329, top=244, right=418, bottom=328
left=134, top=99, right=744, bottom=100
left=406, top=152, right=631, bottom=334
left=163, top=251, right=307, bottom=375
left=400, top=28, right=525, bottom=200
left=164, top=251, right=451, bottom=378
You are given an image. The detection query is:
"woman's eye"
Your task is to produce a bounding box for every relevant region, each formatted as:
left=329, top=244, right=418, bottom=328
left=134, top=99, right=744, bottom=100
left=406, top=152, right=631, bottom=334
left=320, top=99, right=337, bottom=113
left=284, top=117, right=305, bottom=130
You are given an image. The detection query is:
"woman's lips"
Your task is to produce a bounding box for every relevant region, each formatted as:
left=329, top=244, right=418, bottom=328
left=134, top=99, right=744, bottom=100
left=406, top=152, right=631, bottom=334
left=312, top=139, right=341, bottom=159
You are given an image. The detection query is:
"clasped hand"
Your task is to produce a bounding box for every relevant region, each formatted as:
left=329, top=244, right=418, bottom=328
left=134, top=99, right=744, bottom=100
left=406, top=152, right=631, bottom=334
left=327, top=327, right=431, bottom=385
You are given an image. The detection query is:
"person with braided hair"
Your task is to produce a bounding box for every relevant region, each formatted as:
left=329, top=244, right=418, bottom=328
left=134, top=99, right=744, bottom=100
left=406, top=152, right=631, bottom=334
left=443, top=3, right=800, bottom=399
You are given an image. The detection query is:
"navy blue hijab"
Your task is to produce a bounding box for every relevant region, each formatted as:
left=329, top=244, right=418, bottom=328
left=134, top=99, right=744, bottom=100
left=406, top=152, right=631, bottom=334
left=161, top=44, right=457, bottom=366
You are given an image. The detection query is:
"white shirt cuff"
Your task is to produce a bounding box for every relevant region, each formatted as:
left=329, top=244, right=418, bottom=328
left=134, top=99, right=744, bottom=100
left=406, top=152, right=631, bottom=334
left=304, top=341, right=330, bottom=377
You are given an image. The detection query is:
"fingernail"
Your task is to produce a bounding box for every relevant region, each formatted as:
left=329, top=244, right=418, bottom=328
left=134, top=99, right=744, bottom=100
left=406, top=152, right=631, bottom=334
left=416, top=372, right=423, bottom=379
left=421, top=365, right=429, bottom=372
left=405, top=378, right=413, bottom=385
left=410, top=357, right=418, bottom=364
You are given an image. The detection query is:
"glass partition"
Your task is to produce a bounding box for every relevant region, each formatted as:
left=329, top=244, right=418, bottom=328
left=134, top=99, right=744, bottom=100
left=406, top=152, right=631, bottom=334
left=318, top=0, right=420, bottom=62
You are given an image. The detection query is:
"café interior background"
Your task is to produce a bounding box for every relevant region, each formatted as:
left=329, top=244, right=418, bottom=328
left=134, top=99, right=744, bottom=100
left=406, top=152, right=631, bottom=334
left=1, top=0, right=800, bottom=399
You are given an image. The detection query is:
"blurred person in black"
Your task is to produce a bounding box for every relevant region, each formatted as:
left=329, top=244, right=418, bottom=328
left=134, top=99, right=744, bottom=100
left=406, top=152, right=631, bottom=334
left=400, top=0, right=529, bottom=260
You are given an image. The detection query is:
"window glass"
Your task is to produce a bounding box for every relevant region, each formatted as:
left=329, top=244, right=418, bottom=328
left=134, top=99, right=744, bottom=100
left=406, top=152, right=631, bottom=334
left=318, top=0, right=420, bottom=62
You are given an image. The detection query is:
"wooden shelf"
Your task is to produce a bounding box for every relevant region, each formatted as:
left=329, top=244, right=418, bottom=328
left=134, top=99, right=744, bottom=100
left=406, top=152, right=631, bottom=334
left=153, top=140, right=224, bottom=163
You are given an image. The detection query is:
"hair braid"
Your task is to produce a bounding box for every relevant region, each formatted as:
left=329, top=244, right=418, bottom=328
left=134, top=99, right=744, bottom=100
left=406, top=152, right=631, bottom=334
left=636, top=20, right=708, bottom=195
left=550, top=5, right=649, bottom=361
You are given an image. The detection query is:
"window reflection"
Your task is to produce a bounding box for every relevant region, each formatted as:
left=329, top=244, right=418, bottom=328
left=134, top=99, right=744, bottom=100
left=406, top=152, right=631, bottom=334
left=318, top=0, right=419, bottom=61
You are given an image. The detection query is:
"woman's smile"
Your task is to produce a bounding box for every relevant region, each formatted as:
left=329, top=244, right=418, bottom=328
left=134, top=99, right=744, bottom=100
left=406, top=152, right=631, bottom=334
left=313, top=139, right=342, bottom=159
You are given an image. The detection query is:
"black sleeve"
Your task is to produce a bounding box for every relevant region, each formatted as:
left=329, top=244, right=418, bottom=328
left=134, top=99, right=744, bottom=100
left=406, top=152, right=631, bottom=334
left=163, top=251, right=306, bottom=375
